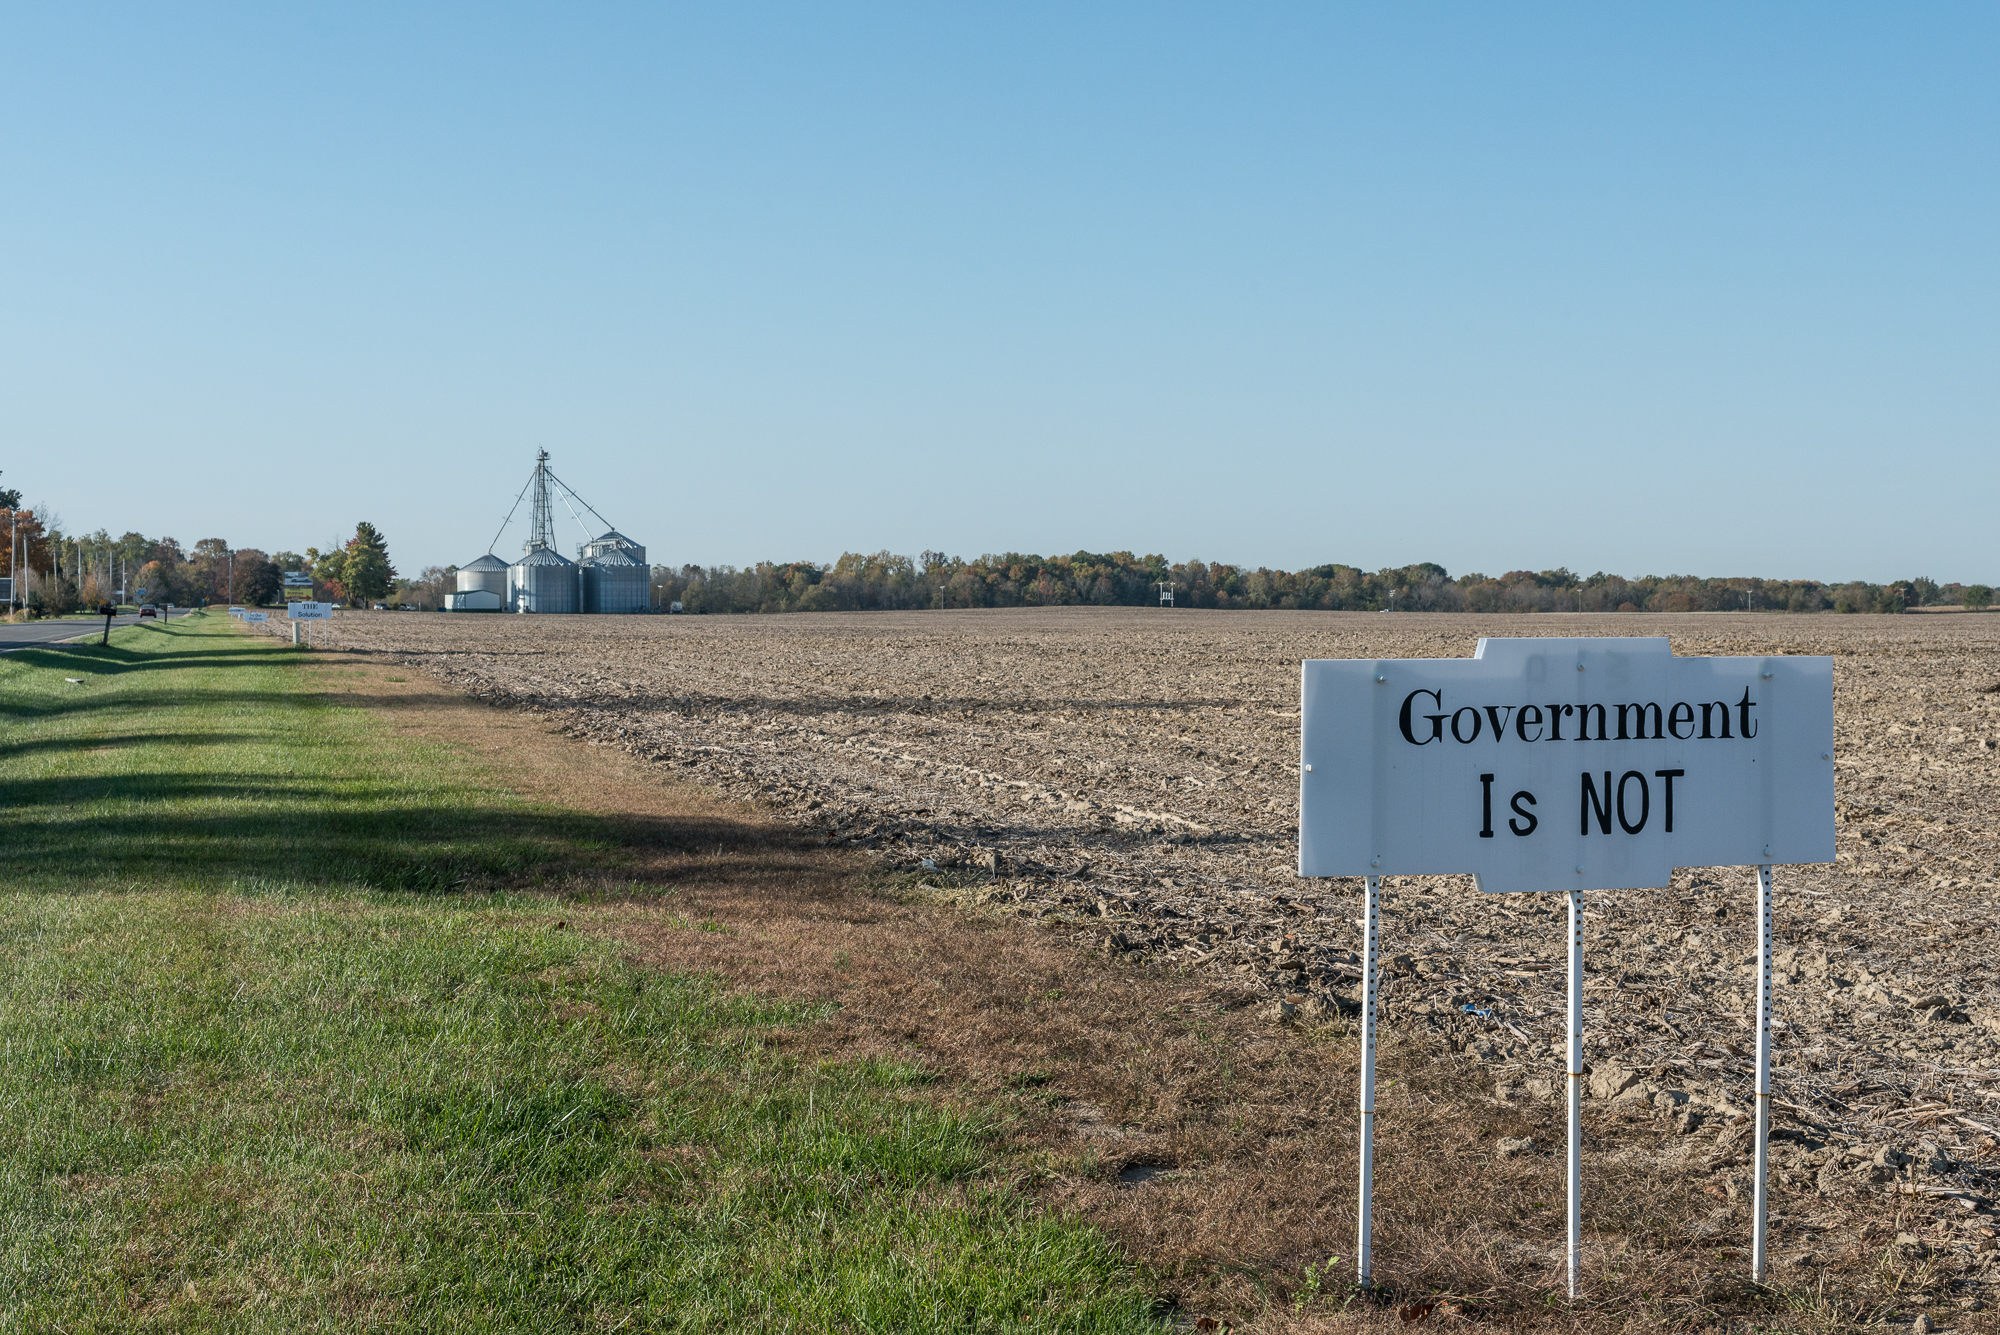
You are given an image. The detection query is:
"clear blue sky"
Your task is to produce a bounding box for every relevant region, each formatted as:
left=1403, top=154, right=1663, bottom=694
left=3, top=4, right=1993, bottom=583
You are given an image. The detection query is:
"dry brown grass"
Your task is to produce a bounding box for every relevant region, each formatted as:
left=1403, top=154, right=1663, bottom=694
left=301, top=643, right=1982, bottom=1333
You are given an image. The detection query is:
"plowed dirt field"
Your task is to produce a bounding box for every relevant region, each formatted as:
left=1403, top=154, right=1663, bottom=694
left=326, top=607, right=2000, bottom=1256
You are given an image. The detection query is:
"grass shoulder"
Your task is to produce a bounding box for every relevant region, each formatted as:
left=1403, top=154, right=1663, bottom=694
left=0, top=616, right=1164, bottom=1332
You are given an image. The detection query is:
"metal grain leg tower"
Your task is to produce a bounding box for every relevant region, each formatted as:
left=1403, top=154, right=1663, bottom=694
left=446, top=449, right=652, bottom=613
left=529, top=448, right=556, bottom=552
left=505, top=449, right=577, bottom=612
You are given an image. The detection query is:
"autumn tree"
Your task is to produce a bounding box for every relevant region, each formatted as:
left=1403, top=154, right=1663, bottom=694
left=189, top=538, right=232, bottom=604
left=3, top=509, right=50, bottom=585
left=231, top=550, right=283, bottom=606
left=339, top=522, right=395, bottom=606
left=135, top=559, right=195, bottom=608
left=305, top=546, right=347, bottom=605
left=402, top=565, right=456, bottom=610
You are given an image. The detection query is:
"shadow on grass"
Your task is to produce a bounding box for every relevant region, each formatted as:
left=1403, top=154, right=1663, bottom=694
left=0, top=731, right=266, bottom=759
left=1, top=640, right=287, bottom=680
left=0, top=688, right=337, bottom=727
left=0, top=767, right=820, bottom=895
left=0, top=621, right=834, bottom=899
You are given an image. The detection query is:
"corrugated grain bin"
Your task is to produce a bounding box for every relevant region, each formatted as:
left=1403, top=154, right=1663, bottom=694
left=455, top=553, right=510, bottom=599
left=581, top=548, right=650, bottom=614
left=582, top=530, right=646, bottom=566
left=509, top=545, right=579, bottom=614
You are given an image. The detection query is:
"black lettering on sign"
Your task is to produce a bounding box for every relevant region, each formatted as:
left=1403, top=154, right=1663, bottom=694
left=1390, top=686, right=1759, bottom=747
left=1654, top=769, right=1684, bottom=832
left=1452, top=707, right=1482, bottom=743
left=1576, top=703, right=1608, bottom=741
left=1399, top=689, right=1444, bottom=745
left=1616, top=770, right=1649, bottom=834
left=1509, top=790, right=1538, bottom=836
left=1616, top=702, right=1663, bottom=740
left=1516, top=705, right=1543, bottom=742
left=1479, top=773, right=1495, bottom=837
left=1548, top=703, right=1574, bottom=741
left=1581, top=771, right=1613, bottom=835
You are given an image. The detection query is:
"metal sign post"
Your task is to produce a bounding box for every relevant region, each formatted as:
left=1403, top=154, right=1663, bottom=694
left=1753, top=862, right=1775, bottom=1282
left=1566, top=887, right=1584, bottom=1298
left=1300, top=638, right=1833, bottom=1297
left=1356, top=873, right=1382, bottom=1286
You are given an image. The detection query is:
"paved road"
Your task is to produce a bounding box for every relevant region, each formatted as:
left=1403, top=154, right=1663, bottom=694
left=0, top=614, right=152, bottom=652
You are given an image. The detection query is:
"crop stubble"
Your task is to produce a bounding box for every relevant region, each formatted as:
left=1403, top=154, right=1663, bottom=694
left=329, top=606, right=2000, bottom=1285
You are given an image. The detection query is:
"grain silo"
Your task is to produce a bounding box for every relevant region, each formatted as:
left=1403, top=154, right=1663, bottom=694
left=510, top=544, right=579, bottom=613
left=486, top=449, right=648, bottom=614
left=581, top=530, right=646, bottom=565
left=581, top=546, right=649, bottom=613
left=446, top=553, right=509, bottom=611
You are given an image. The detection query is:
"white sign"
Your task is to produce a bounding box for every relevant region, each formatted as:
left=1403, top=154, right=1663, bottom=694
left=286, top=601, right=333, bottom=621
left=243, top=611, right=268, bottom=623
left=1307, top=636, right=1838, bottom=1296
left=1299, top=637, right=1834, bottom=893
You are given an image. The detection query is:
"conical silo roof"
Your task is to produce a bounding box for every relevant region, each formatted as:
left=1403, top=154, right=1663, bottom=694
left=582, top=547, right=644, bottom=566
left=512, top=544, right=575, bottom=568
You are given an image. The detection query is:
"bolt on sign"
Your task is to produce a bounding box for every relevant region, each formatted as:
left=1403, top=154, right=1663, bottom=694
left=1298, top=638, right=1834, bottom=1297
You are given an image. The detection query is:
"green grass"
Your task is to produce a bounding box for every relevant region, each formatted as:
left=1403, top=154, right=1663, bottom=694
left=0, top=617, right=1164, bottom=1333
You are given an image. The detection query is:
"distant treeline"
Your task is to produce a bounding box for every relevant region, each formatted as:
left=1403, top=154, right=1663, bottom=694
left=647, top=552, right=1996, bottom=615
left=2, top=517, right=401, bottom=615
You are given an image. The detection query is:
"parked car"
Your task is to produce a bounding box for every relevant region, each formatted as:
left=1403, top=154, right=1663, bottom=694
left=138, top=606, right=159, bottom=619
